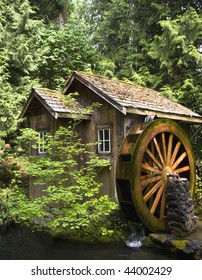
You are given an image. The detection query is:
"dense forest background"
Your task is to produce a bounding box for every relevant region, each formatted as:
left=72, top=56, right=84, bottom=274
left=0, top=0, right=201, bottom=155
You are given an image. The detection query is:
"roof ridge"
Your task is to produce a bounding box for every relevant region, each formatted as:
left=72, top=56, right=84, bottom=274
left=76, top=71, right=162, bottom=94
left=33, top=87, right=61, bottom=94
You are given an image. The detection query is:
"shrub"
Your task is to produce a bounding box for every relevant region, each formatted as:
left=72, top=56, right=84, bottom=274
left=0, top=189, right=13, bottom=230
left=194, top=159, right=202, bottom=216
left=7, top=126, right=126, bottom=241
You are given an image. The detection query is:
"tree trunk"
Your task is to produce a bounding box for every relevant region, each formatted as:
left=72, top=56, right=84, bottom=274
left=58, top=5, right=67, bottom=27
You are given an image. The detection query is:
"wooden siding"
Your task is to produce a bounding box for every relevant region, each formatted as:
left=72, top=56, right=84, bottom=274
left=64, top=82, right=138, bottom=198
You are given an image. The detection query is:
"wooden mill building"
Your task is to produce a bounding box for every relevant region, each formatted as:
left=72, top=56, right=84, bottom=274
left=21, top=71, right=202, bottom=199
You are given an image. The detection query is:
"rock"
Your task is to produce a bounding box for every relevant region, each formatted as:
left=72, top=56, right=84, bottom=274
left=199, top=248, right=202, bottom=258
left=186, top=198, right=194, bottom=206
left=166, top=177, right=196, bottom=237
left=149, top=233, right=174, bottom=245
left=171, top=239, right=188, bottom=250
left=169, top=221, right=187, bottom=231
left=167, top=212, right=186, bottom=223
left=183, top=246, right=194, bottom=254
left=186, top=240, right=202, bottom=250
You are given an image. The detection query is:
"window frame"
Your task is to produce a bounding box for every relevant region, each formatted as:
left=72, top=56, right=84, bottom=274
left=97, top=127, right=111, bottom=154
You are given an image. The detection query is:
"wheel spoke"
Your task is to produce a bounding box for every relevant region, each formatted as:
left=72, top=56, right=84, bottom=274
left=150, top=140, right=155, bottom=155
left=170, top=141, right=181, bottom=165
left=161, top=133, right=167, bottom=162
left=145, top=147, right=163, bottom=170
left=153, top=137, right=165, bottom=166
left=141, top=175, right=162, bottom=189
left=171, top=152, right=187, bottom=171
left=143, top=180, right=163, bottom=202
left=140, top=174, right=150, bottom=180
left=173, top=165, right=190, bottom=174
left=141, top=163, right=162, bottom=175
left=160, top=183, right=167, bottom=219
left=150, top=183, right=164, bottom=215
left=166, top=134, right=173, bottom=165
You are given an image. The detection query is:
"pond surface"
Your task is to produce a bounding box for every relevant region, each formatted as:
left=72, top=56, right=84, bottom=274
left=0, top=225, right=185, bottom=260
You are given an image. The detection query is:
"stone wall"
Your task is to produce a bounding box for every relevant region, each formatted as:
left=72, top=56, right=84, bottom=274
left=166, top=176, right=197, bottom=237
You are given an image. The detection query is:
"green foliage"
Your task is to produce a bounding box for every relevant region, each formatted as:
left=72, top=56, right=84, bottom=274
left=145, top=7, right=202, bottom=79
left=133, top=5, right=202, bottom=110
left=0, top=189, right=12, bottom=229
left=80, top=1, right=202, bottom=111
left=194, top=159, right=202, bottom=216
left=0, top=0, right=46, bottom=79
left=96, top=58, right=116, bottom=78
left=4, top=187, right=43, bottom=226
left=7, top=125, right=125, bottom=241
left=0, top=142, right=20, bottom=189
left=0, top=0, right=46, bottom=139
left=30, top=0, right=74, bottom=24
left=38, top=16, right=98, bottom=89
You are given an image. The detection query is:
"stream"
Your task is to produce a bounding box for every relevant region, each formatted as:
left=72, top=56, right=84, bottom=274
left=0, top=225, right=186, bottom=260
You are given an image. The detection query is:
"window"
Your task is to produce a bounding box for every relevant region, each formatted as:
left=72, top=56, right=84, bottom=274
left=38, top=131, right=46, bottom=154
left=98, top=128, right=111, bottom=154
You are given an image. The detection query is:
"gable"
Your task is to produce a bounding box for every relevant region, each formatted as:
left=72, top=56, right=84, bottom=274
left=62, top=72, right=126, bottom=114
left=20, top=87, right=91, bottom=120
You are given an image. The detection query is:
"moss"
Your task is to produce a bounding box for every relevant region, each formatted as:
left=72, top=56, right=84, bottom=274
left=144, top=236, right=155, bottom=247
left=171, top=239, right=188, bottom=250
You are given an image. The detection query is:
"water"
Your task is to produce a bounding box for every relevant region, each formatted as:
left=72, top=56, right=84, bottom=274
left=125, top=222, right=145, bottom=248
left=0, top=225, right=184, bottom=260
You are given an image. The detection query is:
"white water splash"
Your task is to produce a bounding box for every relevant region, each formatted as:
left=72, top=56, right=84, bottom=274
left=125, top=222, right=145, bottom=248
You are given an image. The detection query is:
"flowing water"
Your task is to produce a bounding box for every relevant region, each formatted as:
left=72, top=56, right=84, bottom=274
left=125, top=222, right=145, bottom=248
left=0, top=225, right=186, bottom=260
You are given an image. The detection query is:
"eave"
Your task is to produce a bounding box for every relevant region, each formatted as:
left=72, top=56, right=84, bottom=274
left=126, top=108, right=202, bottom=124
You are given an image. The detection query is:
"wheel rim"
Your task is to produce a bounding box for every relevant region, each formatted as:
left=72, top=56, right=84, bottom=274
left=132, top=119, right=195, bottom=232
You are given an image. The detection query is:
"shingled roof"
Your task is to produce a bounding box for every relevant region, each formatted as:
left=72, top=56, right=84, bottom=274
left=62, top=72, right=202, bottom=124
left=21, top=72, right=202, bottom=124
left=20, top=87, right=90, bottom=119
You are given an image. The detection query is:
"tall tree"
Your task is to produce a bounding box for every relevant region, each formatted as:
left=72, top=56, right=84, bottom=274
left=0, top=0, right=46, bottom=140
left=30, top=0, right=73, bottom=25
left=80, top=1, right=202, bottom=105
left=136, top=7, right=202, bottom=110
left=37, top=15, right=98, bottom=89
left=80, top=0, right=201, bottom=77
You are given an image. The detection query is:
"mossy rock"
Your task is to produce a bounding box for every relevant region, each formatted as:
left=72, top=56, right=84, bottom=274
left=171, top=239, right=188, bottom=250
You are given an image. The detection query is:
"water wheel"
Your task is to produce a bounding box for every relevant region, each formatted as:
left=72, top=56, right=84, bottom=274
left=116, top=119, right=195, bottom=233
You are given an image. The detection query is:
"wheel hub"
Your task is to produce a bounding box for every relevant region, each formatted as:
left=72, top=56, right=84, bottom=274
left=162, top=166, right=172, bottom=182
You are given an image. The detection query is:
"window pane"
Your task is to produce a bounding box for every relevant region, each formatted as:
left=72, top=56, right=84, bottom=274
left=38, top=131, right=46, bottom=153
left=99, top=142, right=104, bottom=152
left=104, top=129, right=109, bottom=140
left=99, top=130, right=103, bottom=141
left=105, top=140, right=110, bottom=152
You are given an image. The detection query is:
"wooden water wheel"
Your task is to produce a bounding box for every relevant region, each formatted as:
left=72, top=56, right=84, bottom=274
left=116, top=119, right=195, bottom=233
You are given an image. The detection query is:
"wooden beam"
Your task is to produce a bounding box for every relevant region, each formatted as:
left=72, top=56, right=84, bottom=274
left=126, top=108, right=202, bottom=124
